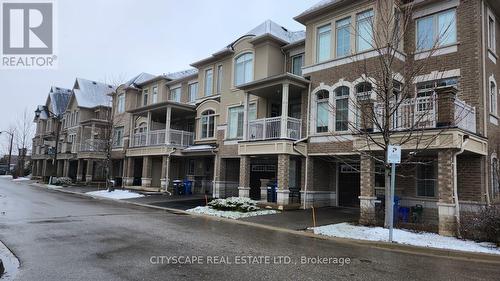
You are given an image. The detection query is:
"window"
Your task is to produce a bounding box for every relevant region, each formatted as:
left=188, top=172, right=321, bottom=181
left=416, top=162, right=436, bottom=197
left=356, top=10, right=374, bottom=52
left=201, top=110, right=215, bottom=139
left=336, top=17, right=351, bottom=57
left=416, top=9, right=456, bottom=51
left=113, top=127, right=124, bottom=147
left=117, top=93, right=125, bottom=113
left=228, top=106, right=244, bottom=139
left=317, top=24, right=331, bottom=62
left=291, top=54, right=303, bottom=76
left=335, top=86, right=349, bottom=131
left=188, top=159, right=195, bottom=175
left=143, top=89, right=149, bottom=106
left=170, top=87, right=181, bottom=103
left=492, top=157, right=499, bottom=197
left=316, top=90, right=329, bottom=133
left=248, top=103, right=257, bottom=121
left=152, top=86, right=158, bottom=103
left=490, top=81, right=497, bottom=115
left=188, top=82, right=198, bottom=102
left=234, top=53, right=253, bottom=86
left=489, top=15, right=496, bottom=52
left=216, top=65, right=223, bottom=93
left=204, top=69, right=213, bottom=96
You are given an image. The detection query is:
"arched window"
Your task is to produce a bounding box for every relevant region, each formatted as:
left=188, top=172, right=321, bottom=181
left=316, top=90, right=329, bottom=133
left=201, top=110, right=215, bottom=139
left=493, top=157, right=499, bottom=197
left=490, top=80, right=497, bottom=115
left=234, top=53, right=253, bottom=86
left=335, top=86, right=349, bottom=131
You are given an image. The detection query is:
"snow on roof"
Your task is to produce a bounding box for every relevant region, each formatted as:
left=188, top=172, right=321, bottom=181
left=35, top=105, right=48, bottom=120
left=183, top=145, right=215, bottom=151
left=295, top=0, right=343, bottom=21
left=125, top=72, right=156, bottom=88
left=49, top=86, right=72, bottom=116
left=73, top=78, right=114, bottom=108
left=163, top=69, right=198, bottom=80
left=245, top=20, right=305, bottom=44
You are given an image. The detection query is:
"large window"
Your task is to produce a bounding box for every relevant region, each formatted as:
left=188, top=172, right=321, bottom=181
left=142, top=89, right=149, bottom=106
left=335, top=86, right=349, bottom=131
left=416, top=9, right=456, bottom=51
left=188, top=82, right=198, bottom=102
left=234, top=53, right=253, bottom=86
left=204, top=69, right=213, bottom=96
left=113, top=127, right=124, bottom=147
left=317, top=24, right=331, bottom=62
left=356, top=10, right=374, bottom=52
left=201, top=110, right=215, bottom=139
left=336, top=17, right=351, bottom=57
left=291, top=54, right=303, bottom=76
left=228, top=106, right=244, bottom=139
left=152, top=86, right=158, bottom=104
left=316, top=90, right=329, bottom=133
left=216, top=65, right=223, bottom=93
left=117, top=93, right=125, bottom=113
left=490, top=80, right=498, bottom=115
left=416, top=162, right=436, bottom=197
left=170, top=87, right=181, bottom=103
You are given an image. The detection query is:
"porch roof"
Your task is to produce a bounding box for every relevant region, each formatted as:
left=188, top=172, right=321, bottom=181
left=127, top=101, right=196, bottom=114
left=236, top=73, right=309, bottom=94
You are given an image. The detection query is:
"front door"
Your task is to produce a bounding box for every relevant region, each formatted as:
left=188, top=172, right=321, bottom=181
left=338, top=164, right=360, bottom=207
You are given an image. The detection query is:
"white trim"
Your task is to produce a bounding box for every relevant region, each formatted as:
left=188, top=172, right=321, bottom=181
left=412, top=0, right=459, bottom=19
left=414, top=44, right=458, bottom=60
left=413, top=69, right=461, bottom=83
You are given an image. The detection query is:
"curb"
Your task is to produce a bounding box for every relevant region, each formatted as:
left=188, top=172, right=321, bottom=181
left=30, top=182, right=500, bottom=264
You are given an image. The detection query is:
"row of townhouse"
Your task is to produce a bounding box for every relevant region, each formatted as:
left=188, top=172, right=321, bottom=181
left=32, top=0, right=500, bottom=236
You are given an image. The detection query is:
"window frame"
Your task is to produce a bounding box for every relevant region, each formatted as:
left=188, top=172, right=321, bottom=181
left=291, top=54, right=304, bottom=76
left=334, top=86, right=350, bottom=132
left=415, top=8, right=457, bottom=52
left=113, top=126, right=124, bottom=148
left=336, top=16, right=351, bottom=58
left=315, top=90, right=330, bottom=133
left=188, top=82, right=198, bottom=103
left=170, top=86, right=181, bottom=103
left=116, top=93, right=125, bottom=113
left=356, top=9, right=374, bottom=53
left=316, top=24, right=332, bottom=63
left=415, top=161, right=437, bottom=198
left=204, top=68, right=213, bottom=96
left=490, top=80, right=498, bottom=116
left=142, top=89, right=149, bottom=106
left=488, top=10, right=496, bottom=53
left=200, top=110, right=216, bottom=139
left=151, top=86, right=158, bottom=104
left=227, top=105, right=245, bottom=140
left=234, top=52, right=254, bottom=86
left=216, top=64, right=223, bottom=94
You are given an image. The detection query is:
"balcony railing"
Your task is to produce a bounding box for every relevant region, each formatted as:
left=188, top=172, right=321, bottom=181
left=373, top=96, right=476, bottom=133
left=131, top=129, right=194, bottom=148
left=248, top=116, right=302, bottom=141
left=80, top=139, right=108, bottom=152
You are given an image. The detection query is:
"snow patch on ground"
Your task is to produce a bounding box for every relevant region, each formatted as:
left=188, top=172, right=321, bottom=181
left=312, top=223, right=500, bottom=255
left=12, top=177, right=30, bottom=182
left=46, top=184, right=62, bottom=189
left=86, top=190, right=145, bottom=199
left=0, top=175, right=12, bottom=178
left=187, top=206, right=279, bottom=219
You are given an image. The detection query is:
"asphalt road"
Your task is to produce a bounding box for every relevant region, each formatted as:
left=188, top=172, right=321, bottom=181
left=0, top=179, right=499, bottom=281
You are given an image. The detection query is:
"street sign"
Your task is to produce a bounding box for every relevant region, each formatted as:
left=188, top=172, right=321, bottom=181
left=387, top=145, right=401, bottom=164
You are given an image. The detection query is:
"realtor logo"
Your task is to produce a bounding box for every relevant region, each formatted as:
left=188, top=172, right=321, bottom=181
left=1, top=1, right=57, bottom=68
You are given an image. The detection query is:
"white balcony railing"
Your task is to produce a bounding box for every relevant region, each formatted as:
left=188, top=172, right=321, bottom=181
left=80, top=139, right=108, bottom=152
left=248, top=116, right=302, bottom=141
left=454, top=99, right=476, bottom=133
left=131, top=129, right=194, bottom=148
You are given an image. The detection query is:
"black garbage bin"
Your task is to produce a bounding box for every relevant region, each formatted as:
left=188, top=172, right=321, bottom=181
left=172, top=180, right=184, bottom=195
left=267, top=181, right=277, bottom=203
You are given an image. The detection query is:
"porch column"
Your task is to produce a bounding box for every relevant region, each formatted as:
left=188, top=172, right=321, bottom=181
left=437, top=149, right=457, bottom=236
left=301, top=156, right=315, bottom=208
left=76, top=159, right=84, bottom=181
left=42, top=159, right=48, bottom=180
left=160, top=155, right=171, bottom=191
left=276, top=154, right=290, bottom=206
left=435, top=86, right=457, bottom=128
left=359, top=155, right=377, bottom=225
left=56, top=160, right=64, bottom=177
left=280, top=83, right=289, bottom=138
left=165, top=106, right=172, bottom=144
left=141, top=156, right=152, bottom=188
left=85, top=159, right=94, bottom=183
left=123, top=157, right=134, bottom=186
left=238, top=156, right=250, bottom=197
left=214, top=157, right=226, bottom=198
left=63, top=160, right=70, bottom=178
left=243, top=92, right=249, bottom=140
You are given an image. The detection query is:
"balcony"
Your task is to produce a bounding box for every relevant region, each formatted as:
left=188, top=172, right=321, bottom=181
left=248, top=116, right=302, bottom=140
left=80, top=139, right=108, bottom=152
left=131, top=129, right=194, bottom=148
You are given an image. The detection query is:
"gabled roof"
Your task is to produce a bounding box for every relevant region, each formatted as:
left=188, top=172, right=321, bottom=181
left=72, top=78, right=114, bottom=108
left=294, top=0, right=347, bottom=24
left=191, top=20, right=305, bottom=67
left=48, top=86, right=72, bottom=116
left=137, top=69, right=198, bottom=86
left=124, top=72, right=156, bottom=89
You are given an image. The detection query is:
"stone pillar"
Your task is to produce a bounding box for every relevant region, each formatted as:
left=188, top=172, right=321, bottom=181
left=437, top=150, right=457, bottom=236
left=301, top=157, right=315, bottom=208
left=280, top=83, right=289, bottom=138
left=141, top=156, right=152, bottom=188
left=31, top=160, right=38, bottom=178
left=56, top=160, right=64, bottom=177
left=213, top=157, right=226, bottom=198
left=76, top=159, right=83, bottom=181
left=276, top=154, right=290, bottom=205
left=435, top=86, right=458, bottom=128
left=238, top=156, right=250, bottom=197
left=359, top=155, right=377, bottom=225
left=160, top=155, right=170, bottom=190
left=123, top=158, right=134, bottom=186
left=85, top=159, right=94, bottom=183
left=63, top=160, right=70, bottom=178
left=42, top=159, right=48, bottom=180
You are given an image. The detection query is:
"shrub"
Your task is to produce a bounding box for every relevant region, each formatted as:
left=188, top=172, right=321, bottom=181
left=52, top=177, right=73, bottom=186
left=208, top=197, right=261, bottom=213
left=460, top=205, right=500, bottom=246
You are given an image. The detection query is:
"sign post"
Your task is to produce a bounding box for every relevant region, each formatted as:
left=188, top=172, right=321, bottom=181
left=387, top=145, right=401, bottom=242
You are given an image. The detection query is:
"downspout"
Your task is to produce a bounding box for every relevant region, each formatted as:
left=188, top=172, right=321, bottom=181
left=453, top=135, right=469, bottom=238
left=481, top=0, right=491, bottom=205
left=164, top=148, right=176, bottom=195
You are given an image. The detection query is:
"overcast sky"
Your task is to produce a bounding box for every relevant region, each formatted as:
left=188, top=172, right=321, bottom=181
left=0, top=0, right=319, bottom=152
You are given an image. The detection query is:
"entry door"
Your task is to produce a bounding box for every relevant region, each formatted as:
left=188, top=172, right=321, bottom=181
left=338, top=164, right=360, bottom=207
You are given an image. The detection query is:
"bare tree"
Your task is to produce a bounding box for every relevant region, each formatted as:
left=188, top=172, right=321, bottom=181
left=13, top=108, right=35, bottom=176
left=318, top=1, right=472, bottom=228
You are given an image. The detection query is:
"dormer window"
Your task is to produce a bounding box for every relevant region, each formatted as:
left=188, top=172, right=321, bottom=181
left=234, top=53, right=253, bottom=86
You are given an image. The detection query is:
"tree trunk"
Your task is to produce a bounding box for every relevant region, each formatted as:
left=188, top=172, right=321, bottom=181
left=384, top=165, right=391, bottom=228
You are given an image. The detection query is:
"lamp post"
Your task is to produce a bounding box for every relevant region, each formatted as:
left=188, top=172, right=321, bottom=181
left=35, top=106, right=62, bottom=179
left=0, top=131, right=14, bottom=175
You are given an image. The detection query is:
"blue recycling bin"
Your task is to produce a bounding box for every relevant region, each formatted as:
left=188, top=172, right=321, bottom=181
left=399, top=207, right=410, bottom=223
left=393, top=196, right=400, bottom=223
left=183, top=180, right=193, bottom=195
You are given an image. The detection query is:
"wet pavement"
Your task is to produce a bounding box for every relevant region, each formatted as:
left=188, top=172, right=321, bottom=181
left=1, top=178, right=499, bottom=280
